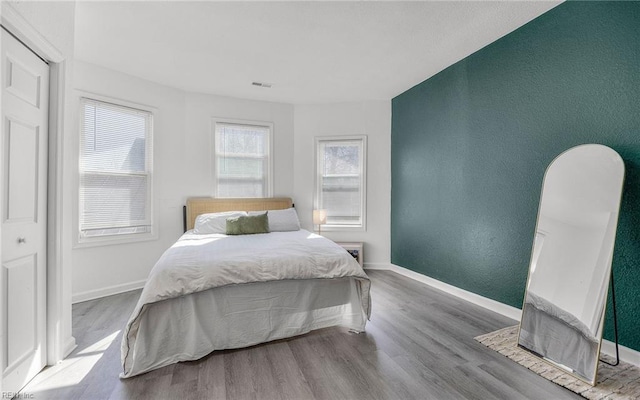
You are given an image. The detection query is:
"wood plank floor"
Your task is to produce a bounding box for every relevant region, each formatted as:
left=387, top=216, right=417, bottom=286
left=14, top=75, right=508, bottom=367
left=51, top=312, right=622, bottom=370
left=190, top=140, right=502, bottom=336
left=20, top=270, right=582, bottom=399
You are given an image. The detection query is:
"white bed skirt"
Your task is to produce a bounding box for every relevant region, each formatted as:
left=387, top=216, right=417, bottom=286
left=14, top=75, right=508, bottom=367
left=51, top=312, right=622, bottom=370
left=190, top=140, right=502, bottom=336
left=122, top=277, right=367, bottom=377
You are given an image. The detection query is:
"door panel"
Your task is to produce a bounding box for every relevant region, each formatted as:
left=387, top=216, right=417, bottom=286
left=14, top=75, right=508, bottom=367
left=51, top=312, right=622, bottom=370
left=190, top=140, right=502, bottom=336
left=5, top=56, right=42, bottom=108
left=5, top=118, right=39, bottom=222
left=1, top=29, right=49, bottom=394
left=4, top=255, right=37, bottom=369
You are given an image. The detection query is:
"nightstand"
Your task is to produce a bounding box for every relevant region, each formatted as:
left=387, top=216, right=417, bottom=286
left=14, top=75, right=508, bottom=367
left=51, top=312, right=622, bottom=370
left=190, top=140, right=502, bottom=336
left=336, top=242, right=363, bottom=267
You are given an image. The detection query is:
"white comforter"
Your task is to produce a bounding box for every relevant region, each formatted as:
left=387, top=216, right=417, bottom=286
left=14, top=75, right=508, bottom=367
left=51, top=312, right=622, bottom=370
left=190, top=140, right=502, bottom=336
left=121, top=229, right=371, bottom=377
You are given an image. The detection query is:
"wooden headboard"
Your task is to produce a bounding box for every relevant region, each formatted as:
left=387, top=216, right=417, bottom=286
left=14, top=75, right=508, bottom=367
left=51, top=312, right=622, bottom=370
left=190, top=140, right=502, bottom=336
left=184, top=197, right=294, bottom=231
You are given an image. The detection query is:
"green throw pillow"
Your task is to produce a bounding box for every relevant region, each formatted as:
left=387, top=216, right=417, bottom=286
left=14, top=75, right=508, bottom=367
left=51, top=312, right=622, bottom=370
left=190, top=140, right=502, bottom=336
left=226, top=212, right=270, bottom=235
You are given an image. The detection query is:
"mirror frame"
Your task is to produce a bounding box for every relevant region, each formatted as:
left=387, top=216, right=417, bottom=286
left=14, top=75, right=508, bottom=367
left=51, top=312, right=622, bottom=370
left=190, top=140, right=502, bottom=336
left=517, top=143, right=625, bottom=386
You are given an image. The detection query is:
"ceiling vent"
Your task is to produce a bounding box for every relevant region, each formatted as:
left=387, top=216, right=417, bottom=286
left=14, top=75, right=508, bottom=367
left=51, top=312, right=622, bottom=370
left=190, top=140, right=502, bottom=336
left=252, top=81, right=272, bottom=88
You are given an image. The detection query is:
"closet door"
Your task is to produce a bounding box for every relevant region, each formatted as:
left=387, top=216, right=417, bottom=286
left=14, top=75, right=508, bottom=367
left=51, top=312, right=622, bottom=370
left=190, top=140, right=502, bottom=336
left=1, top=28, right=49, bottom=394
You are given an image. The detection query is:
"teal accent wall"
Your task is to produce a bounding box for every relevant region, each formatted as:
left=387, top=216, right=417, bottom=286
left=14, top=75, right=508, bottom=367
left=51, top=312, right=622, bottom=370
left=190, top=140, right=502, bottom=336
left=391, top=1, right=640, bottom=351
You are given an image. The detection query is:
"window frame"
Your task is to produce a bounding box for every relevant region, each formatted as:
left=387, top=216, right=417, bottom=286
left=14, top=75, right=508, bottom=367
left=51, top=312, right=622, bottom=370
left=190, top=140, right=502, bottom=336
left=314, top=135, right=367, bottom=231
left=211, top=118, right=274, bottom=198
left=74, top=92, right=156, bottom=248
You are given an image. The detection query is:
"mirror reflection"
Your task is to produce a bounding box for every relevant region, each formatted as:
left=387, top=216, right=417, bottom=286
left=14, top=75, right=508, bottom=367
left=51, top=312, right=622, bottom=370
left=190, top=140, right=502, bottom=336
left=518, top=144, right=625, bottom=385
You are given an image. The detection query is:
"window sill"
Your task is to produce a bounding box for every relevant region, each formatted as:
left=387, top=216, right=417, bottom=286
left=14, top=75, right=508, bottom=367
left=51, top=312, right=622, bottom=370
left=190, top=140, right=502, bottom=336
left=73, top=231, right=158, bottom=249
left=319, top=224, right=366, bottom=232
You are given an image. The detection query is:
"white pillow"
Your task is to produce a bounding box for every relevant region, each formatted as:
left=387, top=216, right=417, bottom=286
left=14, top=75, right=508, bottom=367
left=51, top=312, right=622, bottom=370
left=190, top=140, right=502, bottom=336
left=193, top=211, right=247, bottom=234
left=249, top=208, right=301, bottom=232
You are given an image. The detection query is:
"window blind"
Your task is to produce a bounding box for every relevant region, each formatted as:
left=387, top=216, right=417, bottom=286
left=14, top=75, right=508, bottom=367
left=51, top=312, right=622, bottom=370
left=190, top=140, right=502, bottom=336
left=80, top=98, right=153, bottom=238
left=317, top=138, right=365, bottom=227
left=214, top=122, right=270, bottom=198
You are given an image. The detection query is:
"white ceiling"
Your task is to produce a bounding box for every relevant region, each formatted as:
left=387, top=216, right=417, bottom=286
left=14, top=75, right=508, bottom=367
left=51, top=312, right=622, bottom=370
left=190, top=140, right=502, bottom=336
left=74, top=1, right=561, bottom=104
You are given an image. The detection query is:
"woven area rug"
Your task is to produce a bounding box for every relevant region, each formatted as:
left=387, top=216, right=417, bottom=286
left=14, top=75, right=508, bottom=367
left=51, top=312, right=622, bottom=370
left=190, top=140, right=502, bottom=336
left=475, top=326, right=640, bottom=399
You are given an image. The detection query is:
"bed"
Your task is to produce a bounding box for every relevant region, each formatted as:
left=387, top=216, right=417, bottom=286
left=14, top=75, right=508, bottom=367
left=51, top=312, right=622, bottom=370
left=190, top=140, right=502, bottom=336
left=120, top=197, right=371, bottom=378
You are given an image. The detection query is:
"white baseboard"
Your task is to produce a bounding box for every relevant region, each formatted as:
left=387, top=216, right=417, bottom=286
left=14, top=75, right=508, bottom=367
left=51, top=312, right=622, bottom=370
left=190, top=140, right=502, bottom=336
left=601, top=338, right=640, bottom=367
left=63, top=336, right=77, bottom=359
left=388, top=263, right=521, bottom=321
left=363, top=262, right=390, bottom=270
left=384, top=263, right=640, bottom=367
left=72, top=279, right=146, bottom=304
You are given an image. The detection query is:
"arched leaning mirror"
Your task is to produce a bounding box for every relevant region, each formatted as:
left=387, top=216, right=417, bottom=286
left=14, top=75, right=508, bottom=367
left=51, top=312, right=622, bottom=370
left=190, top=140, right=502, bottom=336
left=517, top=144, right=625, bottom=386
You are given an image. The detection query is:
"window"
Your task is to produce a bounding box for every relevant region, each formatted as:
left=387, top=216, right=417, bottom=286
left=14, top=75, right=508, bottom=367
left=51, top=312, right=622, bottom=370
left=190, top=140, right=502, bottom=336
left=79, top=97, right=153, bottom=242
left=315, top=136, right=367, bottom=230
left=213, top=120, right=272, bottom=198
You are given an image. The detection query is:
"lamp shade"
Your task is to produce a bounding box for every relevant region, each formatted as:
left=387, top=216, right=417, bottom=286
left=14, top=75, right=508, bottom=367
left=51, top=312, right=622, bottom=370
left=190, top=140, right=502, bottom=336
left=313, top=209, right=327, bottom=225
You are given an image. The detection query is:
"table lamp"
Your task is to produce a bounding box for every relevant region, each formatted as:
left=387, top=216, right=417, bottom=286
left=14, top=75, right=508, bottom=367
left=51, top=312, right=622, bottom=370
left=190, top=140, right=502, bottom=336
left=313, top=209, right=327, bottom=235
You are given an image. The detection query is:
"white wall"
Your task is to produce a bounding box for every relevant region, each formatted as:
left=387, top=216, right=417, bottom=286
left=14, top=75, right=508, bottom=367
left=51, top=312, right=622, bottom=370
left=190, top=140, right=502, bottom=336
left=71, top=69, right=391, bottom=298
left=71, top=61, right=186, bottom=300
left=183, top=93, right=295, bottom=198
left=293, top=101, right=391, bottom=267
left=71, top=61, right=295, bottom=301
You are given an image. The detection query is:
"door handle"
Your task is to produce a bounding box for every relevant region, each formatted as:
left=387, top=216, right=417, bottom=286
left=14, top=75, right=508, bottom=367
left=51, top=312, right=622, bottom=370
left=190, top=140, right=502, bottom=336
left=17, top=237, right=26, bottom=244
